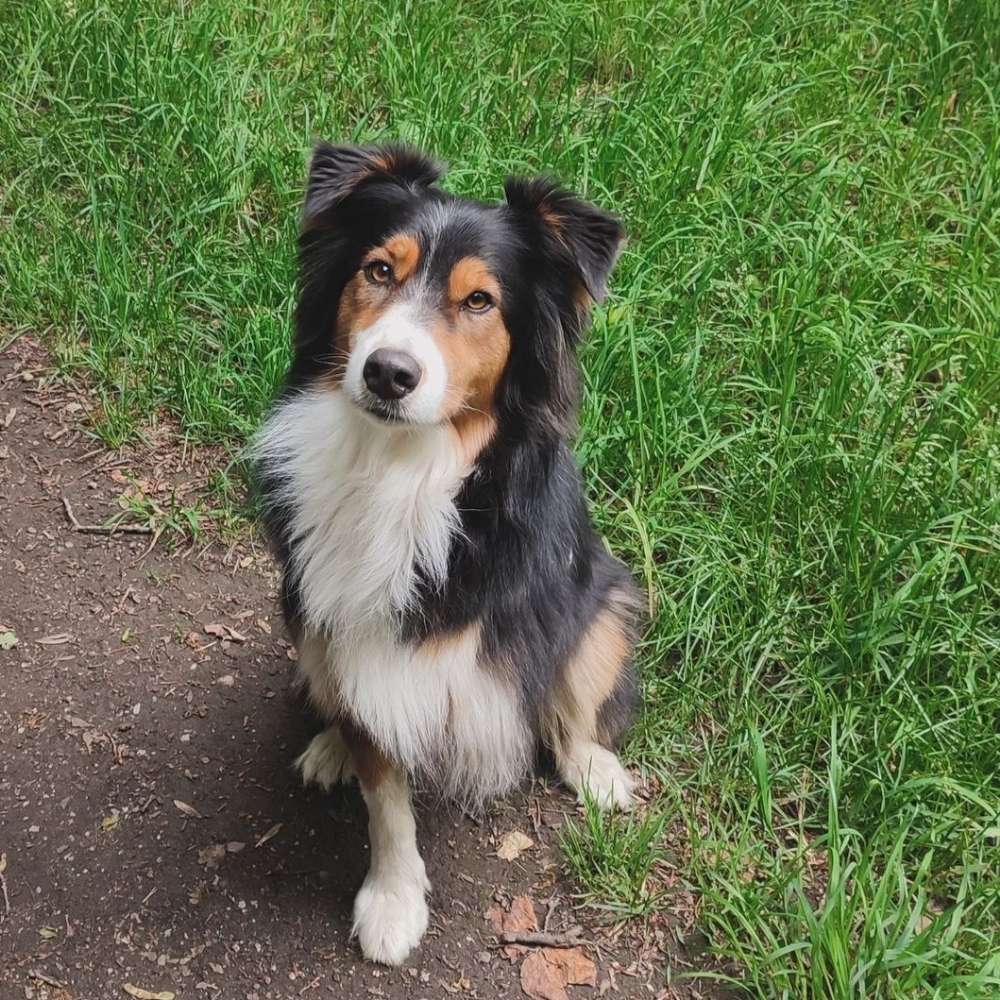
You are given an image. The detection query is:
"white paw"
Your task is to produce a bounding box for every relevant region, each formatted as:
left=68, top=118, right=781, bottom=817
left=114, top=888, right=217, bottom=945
left=295, top=728, right=354, bottom=791
left=564, top=743, right=635, bottom=811
left=352, top=868, right=430, bottom=965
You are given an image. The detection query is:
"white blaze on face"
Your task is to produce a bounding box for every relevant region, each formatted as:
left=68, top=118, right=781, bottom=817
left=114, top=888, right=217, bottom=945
left=344, top=302, right=449, bottom=425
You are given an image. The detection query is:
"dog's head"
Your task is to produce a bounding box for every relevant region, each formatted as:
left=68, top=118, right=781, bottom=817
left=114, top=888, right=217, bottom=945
left=293, top=142, right=624, bottom=447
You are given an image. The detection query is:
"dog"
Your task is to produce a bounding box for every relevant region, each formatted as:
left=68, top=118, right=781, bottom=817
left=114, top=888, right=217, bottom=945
left=252, top=143, right=640, bottom=965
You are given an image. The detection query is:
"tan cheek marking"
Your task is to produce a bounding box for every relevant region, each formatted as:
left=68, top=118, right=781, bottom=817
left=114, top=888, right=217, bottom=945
left=382, top=233, right=421, bottom=282
left=432, top=309, right=511, bottom=421
left=434, top=256, right=510, bottom=434
left=451, top=411, right=498, bottom=466
left=328, top=272, right=394, bottom=386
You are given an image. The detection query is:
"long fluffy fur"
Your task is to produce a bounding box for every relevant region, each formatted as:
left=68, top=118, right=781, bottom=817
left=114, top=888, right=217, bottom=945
left=254, top=142, right=639, bottom=810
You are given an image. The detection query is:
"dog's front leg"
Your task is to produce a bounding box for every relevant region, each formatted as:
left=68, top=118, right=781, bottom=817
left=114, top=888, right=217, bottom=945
left=345, top=724, right=430, bottom=965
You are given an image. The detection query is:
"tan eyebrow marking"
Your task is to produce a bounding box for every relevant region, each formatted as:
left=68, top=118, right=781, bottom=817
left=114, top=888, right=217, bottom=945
left=379, top=233, right=421, bottom=282
left=448, top=256, right=502, bottom=305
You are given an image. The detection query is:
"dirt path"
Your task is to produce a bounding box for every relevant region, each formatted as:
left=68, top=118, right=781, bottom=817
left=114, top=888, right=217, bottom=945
left=0, top=339, right=695, bottom=1000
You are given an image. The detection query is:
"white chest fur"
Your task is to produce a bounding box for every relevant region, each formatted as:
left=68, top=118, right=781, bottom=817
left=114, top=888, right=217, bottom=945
left=253, top=389, right=530, bottom=803
left=254, top=389, right=463, bottom=633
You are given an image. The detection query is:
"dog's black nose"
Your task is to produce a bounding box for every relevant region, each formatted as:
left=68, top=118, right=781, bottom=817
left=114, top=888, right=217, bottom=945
left=362, top=349, right=422, bottom=401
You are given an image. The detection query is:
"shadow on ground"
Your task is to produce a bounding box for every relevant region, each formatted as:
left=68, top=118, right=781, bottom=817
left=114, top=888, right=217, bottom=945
left=0, top=339, right=709, bottom=999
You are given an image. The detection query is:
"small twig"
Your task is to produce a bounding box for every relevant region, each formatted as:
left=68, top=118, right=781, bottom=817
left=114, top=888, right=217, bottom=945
left=264, top=867, right=325, bottom=879
left=498, top=926, right=588, bottom=948
left=0, top=852, right=10, bottom=917
left=29, top=970, right=65, bottom=989
left=75, top=455, right=129, bottom=481
left=61, top=496, right=153, bottom=535
left=72, top=446, right=105, bottom=467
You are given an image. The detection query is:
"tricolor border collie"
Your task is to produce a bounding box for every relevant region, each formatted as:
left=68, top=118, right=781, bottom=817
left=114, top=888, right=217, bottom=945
left=253, top=143, right=640, bottom=965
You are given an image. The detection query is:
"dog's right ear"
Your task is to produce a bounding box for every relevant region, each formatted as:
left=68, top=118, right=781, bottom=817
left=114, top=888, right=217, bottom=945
left=302, top=142, right=444, bottom=229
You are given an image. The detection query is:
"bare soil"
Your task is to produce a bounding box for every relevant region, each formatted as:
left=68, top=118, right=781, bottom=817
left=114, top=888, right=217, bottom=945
left=0, top=338, right=703, bottom=1000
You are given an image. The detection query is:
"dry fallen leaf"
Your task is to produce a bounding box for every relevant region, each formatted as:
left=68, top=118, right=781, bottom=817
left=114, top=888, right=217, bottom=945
left=488, top=893, right=540, bottom=960
left=183, top=631, right=206, bottom=651
left=505, top=895, right=539, bottom=934
left=173, top=799, right=203, bottom=819
left=520, top=947, right=596, bottom=1000
left=255, top=822, right=283, bottom=848
left=497, top=829, right=534, bottom=861
left=122, top=985, right=175, bottom=1000
left=226, top=841, right=246, bottom=854
left=520, top=951, right=568, bottom=1000
left=204, top=623, right=247, bottom=643
left=543, top=947, right=597, bottom=986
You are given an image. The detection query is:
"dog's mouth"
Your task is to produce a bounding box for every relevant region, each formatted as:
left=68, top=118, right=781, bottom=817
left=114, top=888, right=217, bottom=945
left=354, top=394, right=409, bottom=426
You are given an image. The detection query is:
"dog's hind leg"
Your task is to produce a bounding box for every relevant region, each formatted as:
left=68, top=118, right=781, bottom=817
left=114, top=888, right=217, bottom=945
left=343, top=721, right=430, bottom=966
left=544, top=588, right=639, bottom=811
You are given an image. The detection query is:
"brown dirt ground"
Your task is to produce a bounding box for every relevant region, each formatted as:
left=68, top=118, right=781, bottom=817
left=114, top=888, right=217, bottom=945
left=0, top=338, right=713, bottom=1000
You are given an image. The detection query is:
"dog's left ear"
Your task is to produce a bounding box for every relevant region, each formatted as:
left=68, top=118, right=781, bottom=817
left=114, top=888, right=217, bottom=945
left=303, top=142, right=444, bottom=229
left=504, top=176, right=625, bottom=302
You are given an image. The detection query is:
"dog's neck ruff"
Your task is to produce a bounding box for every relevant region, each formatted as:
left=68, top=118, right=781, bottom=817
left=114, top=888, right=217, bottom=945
left=254, top=389, right=531, bottom=805
left=253, top=389, right=465, bottom=637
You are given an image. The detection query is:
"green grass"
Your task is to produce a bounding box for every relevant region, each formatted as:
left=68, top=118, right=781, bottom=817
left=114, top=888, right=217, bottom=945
left=2, top=1, right=998, bottom=995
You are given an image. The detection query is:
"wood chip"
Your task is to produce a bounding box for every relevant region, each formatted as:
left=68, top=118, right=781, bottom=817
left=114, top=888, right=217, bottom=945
left=122, top=985, right=175, bottom=1000
left=254, top=822, right=283, bottom=848
left=29, top=970, right=66, bottom=989
left=37, top=633, right=72, bottom=645
left=173, top=799, right=202, bottom=819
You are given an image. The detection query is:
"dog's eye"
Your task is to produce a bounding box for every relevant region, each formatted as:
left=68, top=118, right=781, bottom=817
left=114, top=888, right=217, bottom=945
left=464, top=290, right=493, bottom=312
left=364, top=260, right=394, bottom=285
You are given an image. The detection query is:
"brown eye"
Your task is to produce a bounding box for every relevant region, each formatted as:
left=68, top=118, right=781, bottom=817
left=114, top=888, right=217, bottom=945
left=364, top=260, right=394, bottom=285
left=464, top=290, right=493, bottom=312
